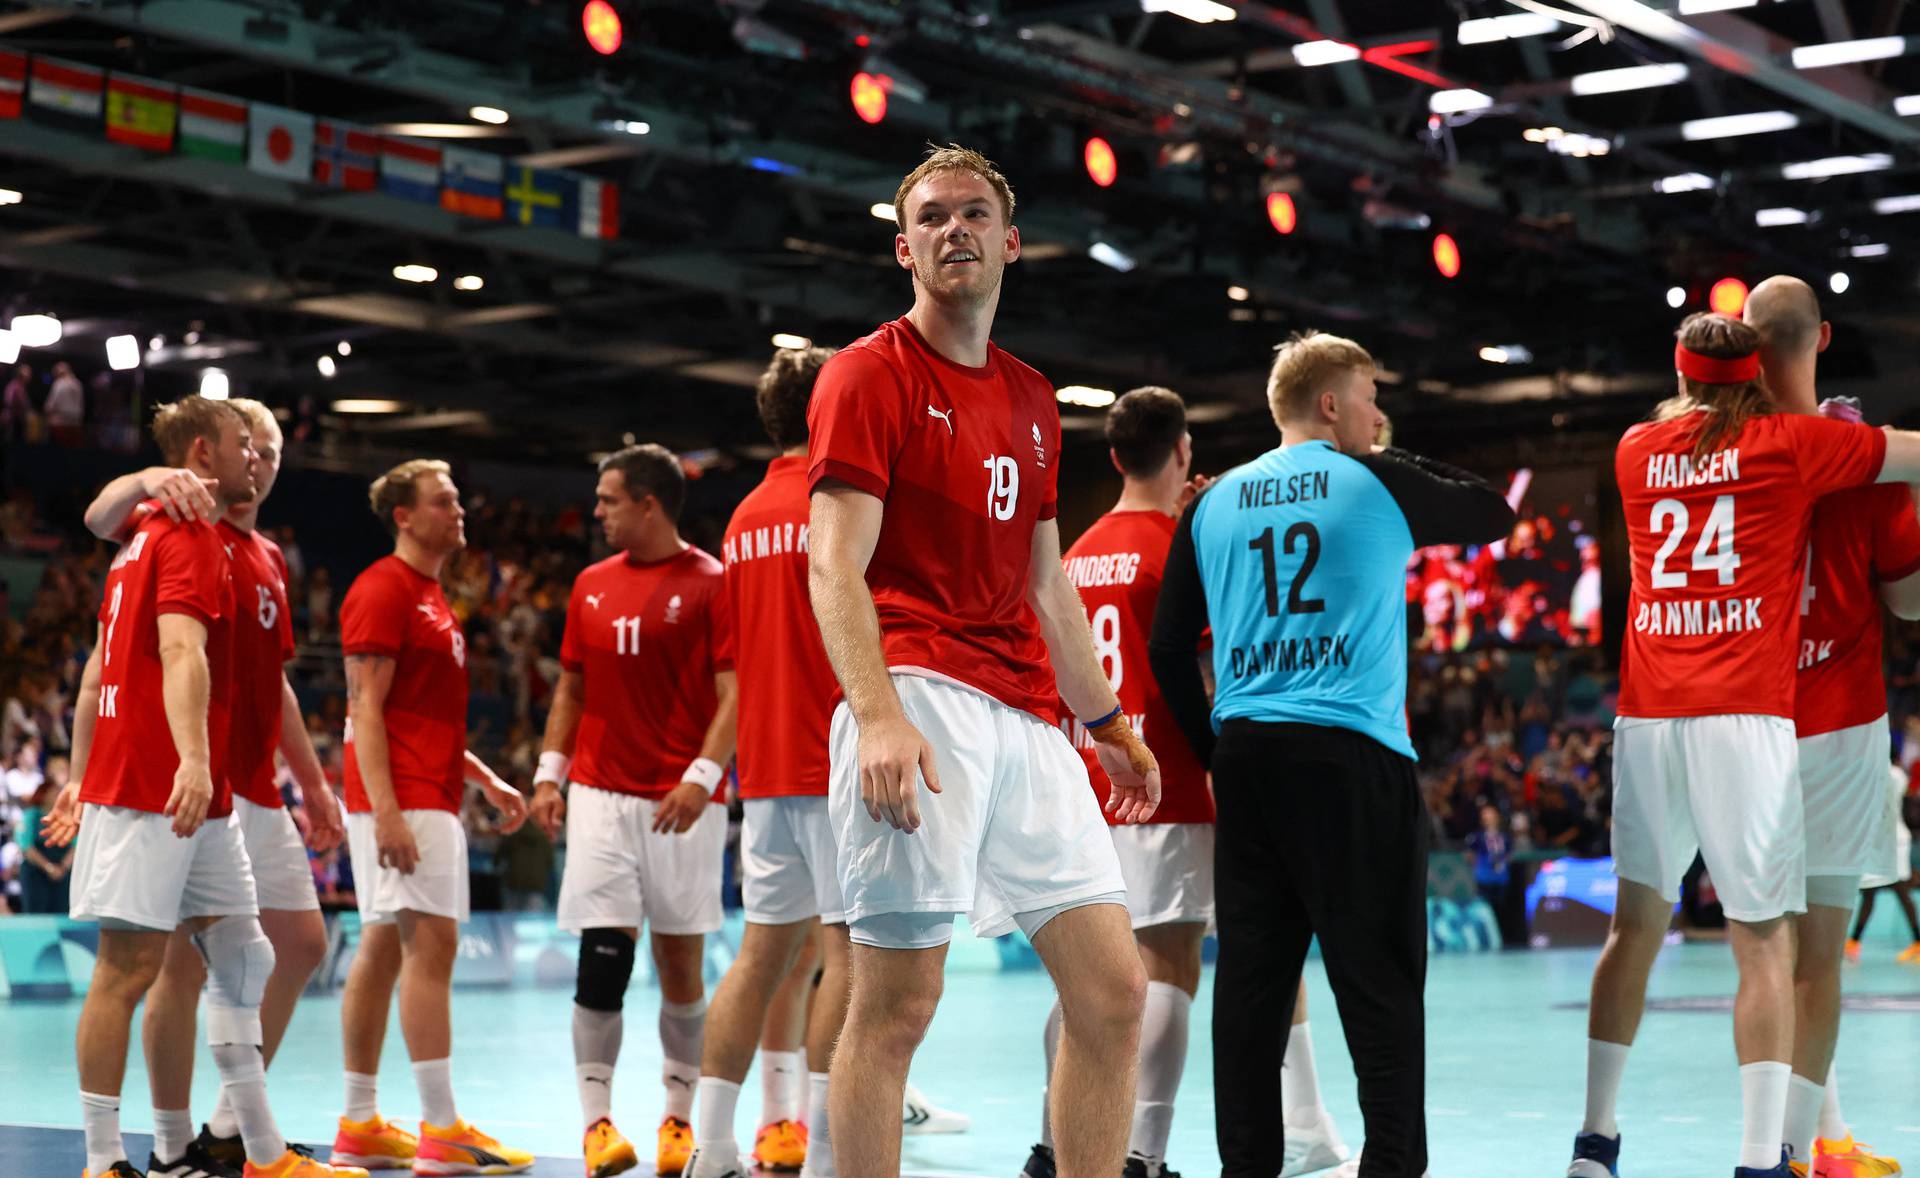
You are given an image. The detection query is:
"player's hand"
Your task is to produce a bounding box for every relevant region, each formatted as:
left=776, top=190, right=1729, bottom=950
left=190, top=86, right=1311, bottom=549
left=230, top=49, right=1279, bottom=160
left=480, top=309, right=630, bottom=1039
left=530, top=780, right=567, bottom=840
left=141, top=466, right=221, bottom=524
left=374, top=807, right=420, bottom=874
left=857, top=712, right=942, bottom=833
left=652, top=781, right=711, bottom=834
left=41, top=781, right=82, bottom=848
left=298, top=780, right=345, bottom=853
left=480, top=777, right=529, bottom=835
left=1176, top=472, right=1214, bottom=515
left=1092, top=720, right=1161, bottom=824
left=163, top=757, right=214, bottom=837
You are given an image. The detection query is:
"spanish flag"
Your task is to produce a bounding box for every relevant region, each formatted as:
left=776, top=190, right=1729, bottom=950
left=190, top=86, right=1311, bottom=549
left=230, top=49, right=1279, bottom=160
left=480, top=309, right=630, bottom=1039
left=105, top=73, right=177, bottom=151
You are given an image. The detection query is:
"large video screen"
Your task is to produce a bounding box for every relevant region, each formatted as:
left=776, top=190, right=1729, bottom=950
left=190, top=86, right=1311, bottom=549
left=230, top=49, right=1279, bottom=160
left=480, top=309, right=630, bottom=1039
left=1405, top=467, right=1602, bottom=650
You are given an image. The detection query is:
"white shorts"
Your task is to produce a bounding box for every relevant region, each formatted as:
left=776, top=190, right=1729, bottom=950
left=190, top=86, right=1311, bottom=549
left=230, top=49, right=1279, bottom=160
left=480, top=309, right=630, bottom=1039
left=346, top=810, right=470, bottom=925
left=234, top=796, right=320, bottom=913
left=1864, top=763, right=1914, bottom=890
left=1798, top=719, right=1896, bottom=881
left=557, top=785, right=725, bottom=936
left=1613, top=714, right=1805, bottom=923
left=1111, top=823, right=1215, bottom=930
left=829, top=673, right=1126, bottom=939
left=742, top=796, right=846, bottom=926
left=70, top=805, right=258, bottom=931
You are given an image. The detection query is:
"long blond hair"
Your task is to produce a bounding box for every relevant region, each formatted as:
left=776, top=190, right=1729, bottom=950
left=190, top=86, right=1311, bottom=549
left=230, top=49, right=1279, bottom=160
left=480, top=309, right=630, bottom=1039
left=1653, top=312, right=1772, bottom=461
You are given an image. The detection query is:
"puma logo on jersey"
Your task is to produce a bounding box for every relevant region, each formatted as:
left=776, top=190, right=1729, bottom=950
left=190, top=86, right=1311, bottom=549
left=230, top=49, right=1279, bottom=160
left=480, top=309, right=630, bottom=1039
left=586, top=592, right=605, bottom=609
left=928, top=406, right=955, bottom=434
left=223, top=544, right=234, bottom=559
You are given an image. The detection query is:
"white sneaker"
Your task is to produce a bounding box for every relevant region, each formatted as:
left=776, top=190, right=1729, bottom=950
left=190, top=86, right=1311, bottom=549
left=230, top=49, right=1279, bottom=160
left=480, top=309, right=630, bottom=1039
left=901, top=1082, right=971, bottom=1134
left=1324, top=1151, right=1430, bottom=1178
left=1281, top=1113, right=1352, bottom=1177
left=683, top=1143, right=749, bottom=1178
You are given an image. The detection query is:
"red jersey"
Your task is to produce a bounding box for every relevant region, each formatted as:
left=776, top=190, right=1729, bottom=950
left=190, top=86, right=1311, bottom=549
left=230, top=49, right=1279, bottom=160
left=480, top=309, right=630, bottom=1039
left=722, top=456, right=835, bottom=798
left=806, top=318, right=1061, bottom=719
left=84, top=511, right=235, bottom=816
left=560, top=547, right=733, bottom=799
left=341, top=555, right=468, bottom=813
left=1058, top=510, right=1214, bottom=824
left=220, top=522, right=297, bottom=808
left=1616, top=412, right=1885, bottom=720
left=1796, top=483, right=1920, bottom=737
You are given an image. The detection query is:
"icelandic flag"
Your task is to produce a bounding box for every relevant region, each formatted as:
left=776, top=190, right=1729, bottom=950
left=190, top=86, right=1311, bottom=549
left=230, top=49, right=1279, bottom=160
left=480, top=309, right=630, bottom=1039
left=314, top=119, right=379, bottom=190
left=504, top=164, right=573, bottom=230
left=440, top=147, right=504, bottom=220
left=381, top=136, right=441, bottom=203
left=577, top=177, right=619, bottom=240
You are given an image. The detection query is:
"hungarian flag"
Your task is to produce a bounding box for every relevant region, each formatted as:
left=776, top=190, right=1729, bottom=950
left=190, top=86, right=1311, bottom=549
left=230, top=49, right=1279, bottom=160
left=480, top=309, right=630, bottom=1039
left=248, top=102, right=313, bottom=180
left=177, top=88, right=245, bottom=162
left=314, top=119, right=378, bottom=190
left=440, top=146, right=504, bottom=220
left=380, top=136, right=441, bottom=203
left=105, top=73, right=177, bottom=151
left=0, top=50, right=25, bottom=120
left=504, top=164, right=571, bottom=230
left=28, top=56, right=103, bottom=127
left=577, top=177, right=619, bottom=240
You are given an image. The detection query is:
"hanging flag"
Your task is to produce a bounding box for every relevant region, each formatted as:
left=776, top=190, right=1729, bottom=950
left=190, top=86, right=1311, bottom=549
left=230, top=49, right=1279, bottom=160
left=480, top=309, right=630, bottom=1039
left=27, top=56, right=103, bottom=127
left=576, top=177, right=619, bottom=240
left=440, top=146, right=504, bottom=220
left=105, top=73, right=177, bottom=151
left=248, top=102, right=313, bottom=181
left=380, top=136, right=442, bottom=203
left=0, top=50, right=25, bottom=120
left=314, top=118, right=378, bottom=190
left=176, top=87, right=246, bottom=162
left=504, top=163, right=573, bottom=230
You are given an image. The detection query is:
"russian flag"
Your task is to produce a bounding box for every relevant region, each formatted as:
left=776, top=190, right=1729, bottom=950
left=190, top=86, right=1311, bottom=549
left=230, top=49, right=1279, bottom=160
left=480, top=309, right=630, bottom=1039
left=577, top=178, right=619, bottom=240
left=380, top=136, right=441, bottom=204
left=315, top=119, right=379, bottom=190
left=440, top=147, right=504, bottom=220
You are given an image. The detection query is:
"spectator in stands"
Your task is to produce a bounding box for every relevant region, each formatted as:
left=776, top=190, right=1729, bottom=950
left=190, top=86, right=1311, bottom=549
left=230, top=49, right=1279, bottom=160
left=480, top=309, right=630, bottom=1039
left=43, top=361, right=84, bottom=446
left=16, top=771, right=72, bottom=913
left=4, top=737, right=44, bottom=815
left=1, top=362, right=32, bottom=443
left=1468, top=804, right=1518, bottom=946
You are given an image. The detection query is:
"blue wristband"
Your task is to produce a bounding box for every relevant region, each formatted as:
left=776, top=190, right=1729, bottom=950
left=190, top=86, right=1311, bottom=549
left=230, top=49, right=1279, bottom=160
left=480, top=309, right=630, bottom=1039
left=1083, top=704, right=1124, bottom=730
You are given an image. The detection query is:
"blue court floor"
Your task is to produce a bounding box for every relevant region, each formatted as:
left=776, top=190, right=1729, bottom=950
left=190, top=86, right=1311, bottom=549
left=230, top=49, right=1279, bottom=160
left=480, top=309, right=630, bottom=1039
left=5, top=927, right=1919, bottom=1178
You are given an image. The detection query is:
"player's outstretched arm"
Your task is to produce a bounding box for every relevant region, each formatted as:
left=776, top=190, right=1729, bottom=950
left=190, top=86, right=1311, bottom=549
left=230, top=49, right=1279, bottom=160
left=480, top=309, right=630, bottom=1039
left=156, top=612, right=214, bottom=838
left=280, top=673, right=343, bottom=853
left=530, top=667, right=585, bottom=839
left=809, top=482, right=942, bottom=833
left=1879, top=428, right=1920, bottom=484
left=653, top=669, right=738, bottom=836
left=345, top=653, right=419, bottom=873
left=1027, top=519, right=1160, bottom=824
left=1149, top=499, right=1216, bottom=769
left=83, top=466, right=220, bottom=539
left=42, top=633, right=102, bottom=849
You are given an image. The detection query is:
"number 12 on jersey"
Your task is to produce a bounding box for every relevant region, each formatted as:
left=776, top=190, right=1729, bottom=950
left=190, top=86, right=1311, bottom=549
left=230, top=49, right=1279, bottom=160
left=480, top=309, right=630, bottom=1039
left=1249, top=522, right=1325, bottom=616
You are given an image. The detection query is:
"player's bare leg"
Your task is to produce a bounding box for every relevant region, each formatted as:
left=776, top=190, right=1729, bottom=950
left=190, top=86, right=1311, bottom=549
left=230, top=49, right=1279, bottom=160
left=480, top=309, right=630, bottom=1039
left=1034, top=903, right=1147, bottom=1178
left=395, top=911, right=459, bottom=1124
left=77, top=926, right=169, bottom=1175
left=1784, top=899, right=1858, bottom=1167
left=340, top=922, right=402, bottom=1111
left=1728, top=915, right=1797, bottom=1173
left=829, top=943, right=945, bottom=1178
left=1569, top=880, right=1671, bottom=1176
left=687, top=919, right=811, bottom=1176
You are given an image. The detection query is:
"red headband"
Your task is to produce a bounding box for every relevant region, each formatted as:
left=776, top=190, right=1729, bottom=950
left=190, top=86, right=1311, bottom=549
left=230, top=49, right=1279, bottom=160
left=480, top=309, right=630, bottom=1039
left=1675, top=342, right=1760, bottom=384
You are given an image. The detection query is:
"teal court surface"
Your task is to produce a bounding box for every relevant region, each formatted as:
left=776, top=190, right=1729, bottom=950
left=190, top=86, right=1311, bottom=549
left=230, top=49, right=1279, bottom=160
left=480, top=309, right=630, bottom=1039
left=4, top=925, right=1919, bottom=1178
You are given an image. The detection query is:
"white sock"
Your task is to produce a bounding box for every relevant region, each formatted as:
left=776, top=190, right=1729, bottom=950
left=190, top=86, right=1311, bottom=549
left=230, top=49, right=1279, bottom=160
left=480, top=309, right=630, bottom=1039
left=1282, top=1019, right=1327, bottom=1127
left=207, top=1087, right=239, bottom=1140
left=152, top=1107, right=194, bottom=1165
left=344, top=1071, right=379, bottom=1123
left=412, top=1057, right=458, bottom=1128
left=1582, top=1039, right=1631, bottom=1139
left=760, top=1049, right=804, bottom=1125
left=578, top=1063, right=615, bottom=1128
left=1129, top=981, right=1190, bottom=1164
left=801, top=1071, right=835, bottom=1178
left=210, top=1042, right=285, bottom=1166
left=1040, top=997, right=1063, bottom=1151
left=1819, top=1062, right=1849, bottom=1142
left=81, top=1090, right=124, bottom=1176
left=1740, top=1061, right=1792, bottom=1170
left=660, top=997, right=707, bottom=1122
left=1784, top=1075, right=1823, bottom=1163
left=693, top=1077, right=741, bottom=1154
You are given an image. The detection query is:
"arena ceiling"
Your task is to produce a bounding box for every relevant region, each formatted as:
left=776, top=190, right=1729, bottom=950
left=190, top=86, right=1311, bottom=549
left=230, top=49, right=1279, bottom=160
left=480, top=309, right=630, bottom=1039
left=1, top=0, right=1918, bottom=471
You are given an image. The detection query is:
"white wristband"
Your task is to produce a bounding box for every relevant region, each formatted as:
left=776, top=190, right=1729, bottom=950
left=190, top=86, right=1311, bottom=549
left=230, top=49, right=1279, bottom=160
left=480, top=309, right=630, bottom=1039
left=536, top=751, right=571, bottom=787
left=681, top=756, right=725, bottom=794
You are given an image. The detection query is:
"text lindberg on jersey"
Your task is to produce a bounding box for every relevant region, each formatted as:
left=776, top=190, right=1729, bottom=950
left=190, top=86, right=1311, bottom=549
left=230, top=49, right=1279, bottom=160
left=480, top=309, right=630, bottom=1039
left=1645, top=448, right=1739, bottom=490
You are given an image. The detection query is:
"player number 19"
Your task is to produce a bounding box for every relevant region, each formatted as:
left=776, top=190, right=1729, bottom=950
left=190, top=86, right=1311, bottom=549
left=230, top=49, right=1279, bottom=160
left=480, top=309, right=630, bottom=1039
left=983, top=455, right=1019, bottom=521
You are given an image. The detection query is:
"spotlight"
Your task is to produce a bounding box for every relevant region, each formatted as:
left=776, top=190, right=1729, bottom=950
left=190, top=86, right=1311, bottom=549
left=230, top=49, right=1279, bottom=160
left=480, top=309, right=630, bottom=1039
left=1709, top=277, right=1748, bottom=315
left=317, top=355, right=338, bottom=378
left=1667, top=286, right=1686, bottom=309
left=850, top=72, right=889, bottom=125
left=0, top=331, right=16, bottom=364
left=200, top=369, right=230, bottom=400
left=771, top=333, right=812, bottom=350
left=870, top=202, right=896, bottom=222
left=1432, top=234, right=1461, bottom=279
left=469, top=106, right=509, bottom=125
left=105, top=335, right=140, bottom=371
left=10, top=314, right=60, bottom=348
left=1829, top=271, right=1851, bottom=294
left=1056, top=386, right=1117, bottom=407
left=1089, top=241, right=1136, bottom=272
left=1266, top=192, right=1298, bottom=235
left=1227, top=285, right=1250, bottom=302
left=393, top=264, right=439, bottom=283
left=453, top=275, right=485, bottom=291
left=1084, top=137, right=1117, bottom=188
left=337, top=340, right=353, bottom=356
left=582, top=0, right=622, bottom=55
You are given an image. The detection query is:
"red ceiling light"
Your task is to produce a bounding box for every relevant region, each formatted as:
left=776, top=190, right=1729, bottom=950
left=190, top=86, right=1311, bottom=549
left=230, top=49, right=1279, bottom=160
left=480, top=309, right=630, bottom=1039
left=1432, top=232, right=1462, bottom=278
left=1084, top=136, right=1118, bottom=188
left=1710, top=276, right=1749, bottom=315
left=1266, top=192, right=1298, bottom=235
left=582, top=1, right=622, bottom=55
left=850, top=72, right=889, bottom=124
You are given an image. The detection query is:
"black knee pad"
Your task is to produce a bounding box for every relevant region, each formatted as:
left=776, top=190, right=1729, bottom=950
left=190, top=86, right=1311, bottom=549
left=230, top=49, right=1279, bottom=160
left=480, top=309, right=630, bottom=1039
left=575, top=927, right=636, bottom=1012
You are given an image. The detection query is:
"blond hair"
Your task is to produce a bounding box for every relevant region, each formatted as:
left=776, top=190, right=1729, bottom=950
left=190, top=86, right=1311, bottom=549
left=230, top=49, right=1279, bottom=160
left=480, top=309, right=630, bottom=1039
left=892, top=144, right=1016, bottom=231
left=1266, top=331, right=1375, bottom=429
left=368, top=458, right=451, bottom=537
left=151, top=396, right=243, bottom=467
left=1655, top=313, right=1772, bottom=461
left=226, top=397, right=282, bottom=444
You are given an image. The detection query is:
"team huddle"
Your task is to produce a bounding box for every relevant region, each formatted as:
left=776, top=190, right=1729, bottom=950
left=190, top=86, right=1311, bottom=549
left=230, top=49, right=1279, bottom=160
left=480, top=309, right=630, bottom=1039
left=36, top=145, right=1919, bottom=1178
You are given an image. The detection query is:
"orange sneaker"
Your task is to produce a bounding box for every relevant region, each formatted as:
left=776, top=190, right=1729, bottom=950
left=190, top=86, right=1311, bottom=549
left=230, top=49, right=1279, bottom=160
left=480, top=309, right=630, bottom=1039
left=415, top=1119, right=534, bottom=1175
left=1810, top=1135, right=1902, bottom=1178
left=244, top=1146, right=373, bottom=1177
left=1897, top=941, right=1920, bottom=964
left=331, top=1116, right=419, bottom=1170
left=1846, top=939, right=1863, bottom=963
left=656, top=1117, right=694, bottom=1177
left=583, top=1117, right=638, bottom=1178
left=751, top=1120, right=808, bottom=1171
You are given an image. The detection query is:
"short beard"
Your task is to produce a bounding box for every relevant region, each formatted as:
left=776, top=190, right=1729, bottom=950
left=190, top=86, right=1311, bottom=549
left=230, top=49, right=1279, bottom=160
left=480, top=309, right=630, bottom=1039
left=915, top=255, right=997, bottom=309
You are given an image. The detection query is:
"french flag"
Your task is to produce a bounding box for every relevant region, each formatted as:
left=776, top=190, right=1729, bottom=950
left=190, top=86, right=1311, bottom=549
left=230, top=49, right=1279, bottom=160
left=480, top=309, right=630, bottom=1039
left=315, top=119, right=379, bottom=190
left=380, top=136, right=441, bottom=204
left=577, top=178, right=619, bottom=240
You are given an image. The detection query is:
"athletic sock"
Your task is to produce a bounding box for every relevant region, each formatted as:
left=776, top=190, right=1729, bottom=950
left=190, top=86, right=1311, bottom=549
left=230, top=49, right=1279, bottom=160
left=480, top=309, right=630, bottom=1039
left=759, top=1049, right=804, bottom=1125
left=1129, top=981, right=1190, bottom=1165
left=344, top=1071, right=380, bottom=1123
left=1282, top=1019, right=1328, bottom=1128
left=1819, top=1062, right=1850, bottom=1142
left=1739, top=1061, right=1792, bottom=1170
left=211, top=1042, right=285, bottom=1166
left=660, top=998, right=707, bottom=1122
left=573, top=1004, right=624, bottom=1129
left=1582, top=1039, right=1631, bottom=1139
left=81, top=1090, right=125, bottom=1176
left=693, top=1077, right=741, bottom=1154
left=411, top=1057, right=458, bottom=1129
left=152, top=1107, right=194, bottom=1164
left=206, top=1088, right=239, bottom=1140
left=1784, top=1075, right=1824, bottom=1163
left=801, top=1071, right=835, bottom=1178
left=1040, top=996, right=1063, bottom=1151
left=578, top=1064, right=615, bottom=1128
